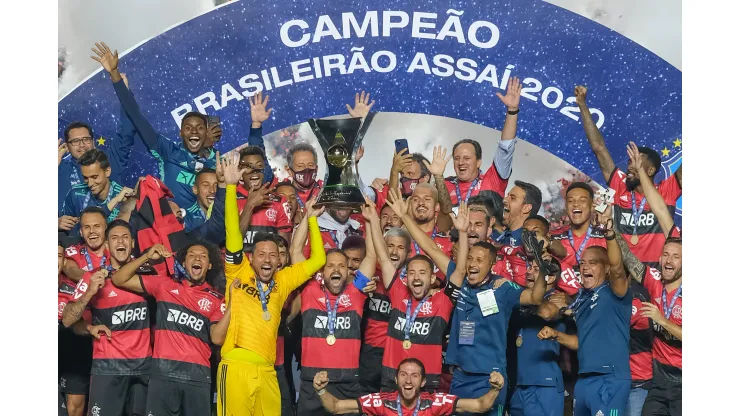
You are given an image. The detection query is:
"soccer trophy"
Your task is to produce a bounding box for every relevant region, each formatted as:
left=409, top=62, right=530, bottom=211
left=308, top=113, right=376, bottom=212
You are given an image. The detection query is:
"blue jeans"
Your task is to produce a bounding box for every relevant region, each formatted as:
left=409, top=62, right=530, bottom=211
left=626, top=386, right=648, bottom=416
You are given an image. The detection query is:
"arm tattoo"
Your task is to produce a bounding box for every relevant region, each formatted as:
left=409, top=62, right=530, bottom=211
left=434, top=175, right=453, bottom=214
left=63, top=298, right=89, bottom=325
left=615, top=233, right=645, bottom=282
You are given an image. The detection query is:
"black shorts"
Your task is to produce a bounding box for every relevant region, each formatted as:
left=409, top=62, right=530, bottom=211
left=59, top=371, right=90, bottom=396
left=87, top=374, right=149, bottom=416
left=297, top=379, right=363, bottom=416
left=642, top=377, right=681, bottom=416
left=146, top=377, right=210, bottom=416
left=59, top=385, right=68, bottom=416
left=276, top=365, right=295, bottom=416
left=358, top=344, right=384, bottom=394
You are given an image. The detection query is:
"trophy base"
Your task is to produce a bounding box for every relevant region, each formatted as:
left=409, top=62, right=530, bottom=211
left=315, top=185, right=366, bottom=213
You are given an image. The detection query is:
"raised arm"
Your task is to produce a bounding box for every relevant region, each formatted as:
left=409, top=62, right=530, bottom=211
left=598, top=207, right=629, bottom=297
left=294, top=203, right=328, bottom=278
left=289, top=198, right=314, bottom=263
left=492, top=77, right=521, bottom=178
left=62, top=269, right=107, bottom=327
left=616, top=233, right=646, bottom=282
left=364, top=199, right=397, bottom=289
left=424, top=146, right=454, bottom=230
left=313, top=371, right=361, bottom=414
left=358, top=215, right=378, bottom=278
left=455, top=372, right=504, bottom=413
left=106, top=73, right=136, bottom=180
left=447, top=203, right=471, bottom=288
left=538, top=326, right=579, bottom=350
left=628, top=141, right=675, bottom=237
left=91, top=42, right=168, bottom=155
left=389, top=149, right=412, bottom=198
left=224, top=154, right=246, bottom=255
left=387, top=188, right=451, bottom=274
left=112, top=245, right=171, bottom=293
left=519, top=230, right=547, bottom=306
left=575, top=86, right=616, bottom=181
left=248, top=92, right=275, bottom=184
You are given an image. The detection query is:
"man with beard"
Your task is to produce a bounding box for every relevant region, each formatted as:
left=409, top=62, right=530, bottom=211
left=217, top=151, right=327, bottom=416
left=93, top=42, right=225, bottom=209
left=493, top=180, right=543, bottom=287
left=58, top=72, right=136, bottom=217
left=184, top=168, right=218, bottom=232
left=111, top=241, right=230, bottom=416
left=575, top=86, right=681, bottom=266
left=616, top=235, right=682, bottom=416
left=62, top=220, right=152, bottom=416
left=62, top=149, right=134, bottom=234
left=236, top=146, right=292, bottom=252
left=313, top=358, right=505, bottom=415
left=63, top=207, right=111, bottom=282
left=538, top=209, right=632, bottom=416
left=313, top=208, right=364, bottom=253
left=297, top=241, right=378, bottom=415
left=367, top=198, right=469, bottom=393
left=445, top=78, right=522, bottom=209
left=380, top=205, right=403, bottom=234
left=358, top=220, right=412, bottom=395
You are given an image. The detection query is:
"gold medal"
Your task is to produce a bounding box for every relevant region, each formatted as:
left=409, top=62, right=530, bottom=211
left=326, top=335, right=336, bottom=345
left=403, top=340, right=412, bottom=350
left=262, top=311, right=271, bottom=321
left=630, top=234, right=639, bottom=245
left=516, top=336, right=523, bottom=348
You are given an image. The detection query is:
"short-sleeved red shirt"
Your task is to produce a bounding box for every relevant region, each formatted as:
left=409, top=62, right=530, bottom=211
left=444, top=162, right=508, bottom=206
left=641, top=267, right=682, bottom=374
left=65, top=244, right=110, bottom=272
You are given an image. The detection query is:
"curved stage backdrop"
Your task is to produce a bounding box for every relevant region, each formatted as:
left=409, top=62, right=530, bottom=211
left=57, top=0, right=682, bottom=225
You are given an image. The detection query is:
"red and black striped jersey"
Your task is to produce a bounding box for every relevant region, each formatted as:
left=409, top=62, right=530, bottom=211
left=58, top=275, right=80, bottom=321
left=609, top=168, right=681, bottom=267
left=301, top=279, right=366, bottom=381
left=358, top=391, right=459, bottom=416
left=363, top=267, right=391, bottom=349
left=73, top=270, right=151, bottom=376
left=642, top=267, right=682, bottom=381
left=236, top=184, right=292, bottom=252
left=382, top=275, right=454, bottom=390
left=409, top=230, right=453, bottom=283
left=64, top=244, right=110, bottom=272
left=140, top=274, right=225, bottom=384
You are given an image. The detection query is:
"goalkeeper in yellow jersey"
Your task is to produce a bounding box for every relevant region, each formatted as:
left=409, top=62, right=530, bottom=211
left=216, top=152, right=327, bottom=416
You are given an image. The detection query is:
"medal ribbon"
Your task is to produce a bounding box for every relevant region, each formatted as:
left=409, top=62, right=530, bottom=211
left=412, top=228, right=438, bottom=256
left=399, top=266, right=408, bottom=284
left=630, top=192, right=648, bottom=238
left=322, top=288, right=341, bottom=336
left=396, top=396, right=421, bottom=416
left=568, top=225, right=593, bottom=263
left=257, top=279, right=276, bottom=313
left=403, top=295, right=430, bottom=342
left=453, top=172, right=481, bottom=206
left=296, top=183, right=318, bottom=210
left=83, top=181, right=117, bottom=209
left=82, top=247, right=107, bottom=272
left=661, top=285, right=682, bottom=320
left=329, top=231, right=341, bottom=248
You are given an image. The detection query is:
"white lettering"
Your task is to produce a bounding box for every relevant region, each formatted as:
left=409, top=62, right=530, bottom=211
left=474, top=63, right=500, bottom=87
left=436, top=15, right=465, bottom=43
left=431, top=54, right=455, bottom=77
left=322, top=54, right=347, bottom=76
left=467, top=20, right=500, bottom=49
left=280, top=19, right=310, bottom=47
left=220, top=83, right=244, bottom=108
left=238, top=74, right=263, bottom=97
left=269, top=66, right=294, bottom=88
left=291, top=59, right=314, bottom=83
left=347, top=50, right=372, bottom=74
left=193, top=91, right=221, bottom=114
left=313, top=15, right=343, bottom=43
left=407, top=52, right=431, bottom=74
left=370, top=51, right=397, bottom=73
left=170, top=103, right=193, bottom=127
left=342, top=12, right=379, bottom=38
left=412, top=12, right=437, bottom=39
left=382, top=11, right=409, bottom=36
left=455, top=58, right=478, bottom=81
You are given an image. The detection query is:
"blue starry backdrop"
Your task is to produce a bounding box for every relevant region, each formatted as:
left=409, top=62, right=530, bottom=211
left=58, top=0, right=682, bottom=222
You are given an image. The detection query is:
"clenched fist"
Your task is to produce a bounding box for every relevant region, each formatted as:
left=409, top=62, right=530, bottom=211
left=537, top=326, right=559, bottom=340
left=489, top=371, right=504, bottom=390
left=313, top=371, right=329, bottom=392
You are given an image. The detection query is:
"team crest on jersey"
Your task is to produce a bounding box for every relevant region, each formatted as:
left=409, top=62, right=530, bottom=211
left=402, top=299, right=433, bottom=315
left=266, top=208, right=277, bottom=222
left=672, top=304, right=682, bottom=319
left=198, top=297, right=213, bottom=312
left=338, top=294, right=351, bottom=307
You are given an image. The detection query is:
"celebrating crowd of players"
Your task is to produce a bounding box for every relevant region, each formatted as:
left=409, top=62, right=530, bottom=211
left=57, top=42, right=683, bottom=416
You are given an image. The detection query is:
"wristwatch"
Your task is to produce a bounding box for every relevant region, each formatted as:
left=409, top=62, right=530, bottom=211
left=316, top=388, right=327, bottom=396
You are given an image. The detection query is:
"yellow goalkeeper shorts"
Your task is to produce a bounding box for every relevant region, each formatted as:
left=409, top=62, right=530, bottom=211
left=216, top=358, right=280, bottom=416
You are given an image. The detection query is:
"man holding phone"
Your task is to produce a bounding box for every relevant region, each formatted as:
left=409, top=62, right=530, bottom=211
left=444, top=77, right=522, bottom=210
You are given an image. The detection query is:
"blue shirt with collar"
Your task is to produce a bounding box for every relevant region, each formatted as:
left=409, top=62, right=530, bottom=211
left=572, top=282, right=632, bottom=378
left=61, top=181, right=124, bottom=235
left=514, top=290, right=566, bottom=390
left=183, top=202, right=207, bottom=232
left=58, top=105, right=137, bottom=215
left=445, top=264, right=524, bottom=374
